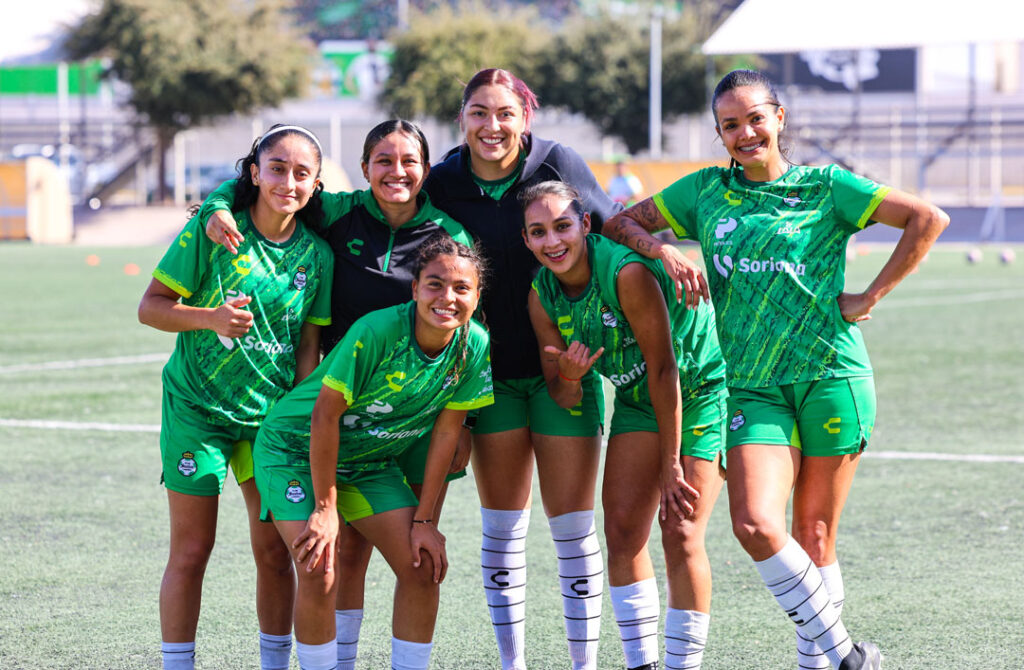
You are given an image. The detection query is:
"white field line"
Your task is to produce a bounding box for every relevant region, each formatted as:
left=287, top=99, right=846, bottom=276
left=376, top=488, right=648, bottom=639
left=0, top=418, right=159, bottom=433
left=873, top=288, right=1024, bottom=309
left=0, top=353, right=168, bottom=375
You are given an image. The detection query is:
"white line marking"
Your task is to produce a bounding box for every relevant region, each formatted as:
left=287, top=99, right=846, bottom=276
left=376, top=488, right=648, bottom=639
left=873, top=289, right=1024, bottom=309
left=0, top=418, right=159, bottom=433
left=865, top=450, right=1024, bottom=464
left=0, top=353, right=168, bottom=375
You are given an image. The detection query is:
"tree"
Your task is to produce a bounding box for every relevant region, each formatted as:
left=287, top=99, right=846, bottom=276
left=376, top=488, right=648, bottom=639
left=65, top=0, right=312, bottom=202
left=379, top=2, right=551, bottom=124
left=536, top=9, right=714, bottom=155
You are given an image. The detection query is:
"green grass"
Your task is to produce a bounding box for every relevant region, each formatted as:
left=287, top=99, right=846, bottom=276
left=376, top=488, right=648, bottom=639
left=0, top=243, right=1021, bottom=669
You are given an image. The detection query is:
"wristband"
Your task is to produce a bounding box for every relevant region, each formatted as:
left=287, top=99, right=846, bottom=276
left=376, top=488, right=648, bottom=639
left=558, top=371, right=581, bottom=383
left=412, top=519, right=433, bottom=524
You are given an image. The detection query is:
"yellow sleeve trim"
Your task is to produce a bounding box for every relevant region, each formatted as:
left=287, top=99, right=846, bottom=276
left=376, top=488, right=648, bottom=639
left=322, top=376, right=355, bottom=405
left=306, top=316, right=331, bottom=326
left=652, top=193, right=686, bottom=238
left=856, top=186, right=892, bottom=230
left=446, top=394, right=495, bottom=411
left=152, top=269, right=192, bottom=299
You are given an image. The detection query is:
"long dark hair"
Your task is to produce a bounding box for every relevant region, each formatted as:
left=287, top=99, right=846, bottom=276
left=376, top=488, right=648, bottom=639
left=711, top=69, right=792, bottom=169
left=413, top=232, right=489, bottom=387
left=233, top=124, right=326, bottom=232
left=361, top=119, right=430, bottom=166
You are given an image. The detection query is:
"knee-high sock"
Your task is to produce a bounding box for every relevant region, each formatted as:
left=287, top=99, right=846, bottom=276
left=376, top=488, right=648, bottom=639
left=755, top=537, right=853, bottom=669
left=295, top=640, right=336, bottom=670
left=549, top=510, right=603, bottom=670
left=259, top=631, right=292, bottom=670
left=481, top=507, right=530, bottom=670
left=664, top=608, right=709, bottom=670
left=335, top=609, right=363, bottom=670
left=161, top=641, right=195, bottom=670
left=797, top=562, right=845, bottom=669
left=391, top=638, right=432, bottom=670
left=610, top=578, right=660, bottom=668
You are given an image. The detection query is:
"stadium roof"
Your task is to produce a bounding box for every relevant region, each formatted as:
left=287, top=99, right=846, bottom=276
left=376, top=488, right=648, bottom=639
left=702, top=0, right=1024, bottom=54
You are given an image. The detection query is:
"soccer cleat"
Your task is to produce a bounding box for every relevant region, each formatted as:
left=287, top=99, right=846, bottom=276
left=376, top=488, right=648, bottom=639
left=838, top=641, right=883, bottom=670
left=628, top=663, right=658, bottom=670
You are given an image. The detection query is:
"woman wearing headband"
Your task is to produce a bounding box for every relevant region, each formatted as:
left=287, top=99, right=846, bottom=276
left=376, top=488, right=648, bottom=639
left=139, top=124, right=334, bottom=670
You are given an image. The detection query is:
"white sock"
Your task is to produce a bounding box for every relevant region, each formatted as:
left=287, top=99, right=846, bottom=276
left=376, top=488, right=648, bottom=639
left=161, top=641, right=195, bottom=670
left=549, top=510, right=603, bottom=670
left=664, top=608, right=709, bottom=670
left=610, top=578, right=660, bottom=668
left=481, top=507, right=530, bottom=670
left=391, top=637, right=433, bottom=670
left=295, top=640, right=337, bottom=670
left=754, top=537, right=852, bottom=668
left=797, top=562, right=845, bottom=669
left=259, top=631, right=293, bottom=670
left=336, top=609, right=363, bottom=669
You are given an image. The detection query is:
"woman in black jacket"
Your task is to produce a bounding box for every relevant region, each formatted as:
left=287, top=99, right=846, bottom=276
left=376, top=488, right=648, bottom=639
left=425, top=68, right=622, bottom=670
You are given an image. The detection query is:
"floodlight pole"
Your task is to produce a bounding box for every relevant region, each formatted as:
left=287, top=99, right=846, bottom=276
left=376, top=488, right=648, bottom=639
left=649, top=5, right=664, bottom=159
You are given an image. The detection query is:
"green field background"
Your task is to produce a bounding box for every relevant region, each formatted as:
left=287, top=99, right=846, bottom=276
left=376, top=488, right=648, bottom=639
left=0, top=243, right=1021, bottom=668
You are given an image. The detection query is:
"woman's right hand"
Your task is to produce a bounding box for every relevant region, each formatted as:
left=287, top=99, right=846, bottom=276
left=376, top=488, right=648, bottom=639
left=544, top=341, right=605, bottom=382
left=206, top=210, right=244, bottom=254
left=209, top=294, right=253, bottom=338
left=294, top=505, right=340, bottom=573
left=658, top=243, right=710, bottom=309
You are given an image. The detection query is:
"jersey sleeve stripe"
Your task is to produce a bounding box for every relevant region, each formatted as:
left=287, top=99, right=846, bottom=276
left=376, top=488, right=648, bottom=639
left=652, top=193, right=686, bottom=239
left=305, top=316, right=331, bottom=326
left=855, top=186, right=892, bottom=230
left=322, top=375, right=355, bottom=405
left=446, top=394, right=495, bottom=411
left=152, top=268, right=193, bottom=298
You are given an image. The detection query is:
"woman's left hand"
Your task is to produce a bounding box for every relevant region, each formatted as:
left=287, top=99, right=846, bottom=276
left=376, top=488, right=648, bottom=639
left=411, top=522, right=448, bottom=584
left=837, top=291, right=877, bottom=322
left=293, top=505, right=340, bottom=573
left=659, top=460, right=698, bottom=522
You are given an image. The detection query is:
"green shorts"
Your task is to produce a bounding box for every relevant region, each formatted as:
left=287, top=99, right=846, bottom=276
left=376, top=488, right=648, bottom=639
left=254, top=429, right=418, bottom=523
left=473, top=374, right=604, bottom=436
left=160, top=391, right=257, bottom=495
left=725, top=376, right=876, bottom=456
left=610, top=386, right=728, bottom=463
left=395, top=431, right=467, bottom=486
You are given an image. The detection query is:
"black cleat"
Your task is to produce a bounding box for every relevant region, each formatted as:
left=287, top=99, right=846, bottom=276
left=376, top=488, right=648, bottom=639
left=628, top=664, right=658, bottom=670
left=838, top=641, right=882, bottom=670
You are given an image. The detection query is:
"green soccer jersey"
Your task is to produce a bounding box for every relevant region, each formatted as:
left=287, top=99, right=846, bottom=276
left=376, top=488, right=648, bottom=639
left=532, top=235, right=725, bottom=405
left=261, top=301, right=494, bottom=470
left=653, top=164, right=890, bottom=389
left=155, top=211, right=333, bottom=426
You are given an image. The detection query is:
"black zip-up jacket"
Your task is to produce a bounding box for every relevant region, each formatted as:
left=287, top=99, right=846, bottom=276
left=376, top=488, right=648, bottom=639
left=425, top=135, right=622, bottom=381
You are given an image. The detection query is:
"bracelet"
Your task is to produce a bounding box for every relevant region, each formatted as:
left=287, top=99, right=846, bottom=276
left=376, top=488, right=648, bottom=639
left=558, top=371, right=581, bottom=383
left=412, top=519, right=433, bottom=524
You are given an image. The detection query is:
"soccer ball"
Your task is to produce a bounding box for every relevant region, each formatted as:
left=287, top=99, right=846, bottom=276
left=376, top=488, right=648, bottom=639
left=999, top=248, right=1016, bottom=265
left=966, top=248, right=983, bottom=264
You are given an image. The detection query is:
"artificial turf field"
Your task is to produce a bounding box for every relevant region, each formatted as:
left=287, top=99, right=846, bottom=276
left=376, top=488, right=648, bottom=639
left=0, top=241, right=1021, bottom=669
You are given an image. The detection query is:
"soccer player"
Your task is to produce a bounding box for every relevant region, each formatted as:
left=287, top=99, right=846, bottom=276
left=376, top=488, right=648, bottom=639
left=522, top=181, right=727, bottom=670
left=138, top=125, right=334, bottom=670
left=604, top=69, right=949, bottom=670
left=198, top=119, right=474, bottom=669
left=424, top=68, right=622, bottom=670
left=251, top=234, right=493, bottom=670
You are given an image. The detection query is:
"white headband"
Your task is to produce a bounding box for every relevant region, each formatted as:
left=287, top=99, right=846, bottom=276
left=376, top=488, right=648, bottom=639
left=257, top=125, right=322, bottom=155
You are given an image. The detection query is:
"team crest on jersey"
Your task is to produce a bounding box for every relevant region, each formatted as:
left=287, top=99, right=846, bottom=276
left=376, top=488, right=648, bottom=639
left=285, top=480, right=306, bottom=503
left=600, top=305, right=618, bottom=328
left=783, top=192, right=802, bottom=207
left=292, top=266, right=308, bottom=290
left=177, top=451, right=198, bottom=477
left=729, top=410, right=746, bottom=432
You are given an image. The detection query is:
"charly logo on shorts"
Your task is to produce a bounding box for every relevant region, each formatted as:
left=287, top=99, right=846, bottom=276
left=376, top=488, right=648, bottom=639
left=729, top=410, right=746, bottom=432
left=292, top=266, right=308, bottom=290
left=177, top=451, right=198, bottom=477
left=285, top=480, right=306, bottom=503
left=600, top=305, right=618, bottom=328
